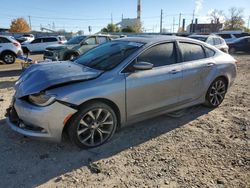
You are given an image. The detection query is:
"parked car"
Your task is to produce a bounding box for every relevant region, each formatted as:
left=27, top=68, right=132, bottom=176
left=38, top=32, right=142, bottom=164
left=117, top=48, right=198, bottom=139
left=43, top=35, right=111, bottom=61
left=16, top=34, right=35, bottom=44
left=228, top=36, right=250, bottom=54
left=214, top=31, right=250, bottom=43
left=6, top=36, right=237, bottom=148
left=0, top=35, right=23, bottom=64
left=188, top=34, right=229, bottom=53
left=22, top=36, right=67, bottom=53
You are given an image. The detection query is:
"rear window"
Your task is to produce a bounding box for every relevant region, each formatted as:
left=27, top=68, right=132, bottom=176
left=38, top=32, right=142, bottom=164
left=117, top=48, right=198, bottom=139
left=179, top=42, right=206, bottom=62
left=234, top=33, right=250, bottom=38
left=217, top=34, right=231, bottom=39
left=214, top=38, right=222, bottom=45
left=43, top=37, right=58, bottom=42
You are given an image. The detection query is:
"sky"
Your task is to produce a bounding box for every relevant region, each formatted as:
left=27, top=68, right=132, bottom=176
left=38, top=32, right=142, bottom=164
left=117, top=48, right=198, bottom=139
left=0, top=0, right=249, bottom=33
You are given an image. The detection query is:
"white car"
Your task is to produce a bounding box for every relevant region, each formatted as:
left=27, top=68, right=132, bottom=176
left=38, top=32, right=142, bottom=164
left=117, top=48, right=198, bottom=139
left=17, top=34, right=35, bottom=44
left=214, top=31, right=250, bottom=43
left=22, top=36, right=67, bottom=53
left=0, top=35, right=23, bottom=64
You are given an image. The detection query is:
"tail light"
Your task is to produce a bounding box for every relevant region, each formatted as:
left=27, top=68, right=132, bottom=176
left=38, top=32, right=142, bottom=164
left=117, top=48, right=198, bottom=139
left=13, top=42, right=20, bottom=47
left=235, top=60, right=239, bottom=65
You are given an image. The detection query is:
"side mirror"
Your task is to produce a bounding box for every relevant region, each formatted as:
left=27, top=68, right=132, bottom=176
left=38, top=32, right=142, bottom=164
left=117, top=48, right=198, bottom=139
left=80, top=41, right=88, bottom=46
left=133, top=61, right=153, bottom=71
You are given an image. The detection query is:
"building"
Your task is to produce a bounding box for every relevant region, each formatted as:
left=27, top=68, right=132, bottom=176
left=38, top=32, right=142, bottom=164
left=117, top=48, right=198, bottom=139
left=0, top=28, right=9, bottom=32
left=187, top=23, right=223, bottom=34
left=116, top=0, right=141, bottom=30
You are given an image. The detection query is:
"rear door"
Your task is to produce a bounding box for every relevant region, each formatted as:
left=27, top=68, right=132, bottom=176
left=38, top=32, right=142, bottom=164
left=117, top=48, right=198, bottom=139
left=178, top=41, right=215, bottom=102
left=28, top=38, right=42, bottom=52
left=125, top=42, right=183, bottom=120
left=0, top=37, right=12, bottom=53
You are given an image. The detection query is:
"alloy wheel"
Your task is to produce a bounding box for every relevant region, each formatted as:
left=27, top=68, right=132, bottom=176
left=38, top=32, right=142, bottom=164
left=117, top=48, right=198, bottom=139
left=77, top=108, right=114, bottom=147
left=208, top=80, right=226, bottom=106
left=4, top=54, right=14, bottom=63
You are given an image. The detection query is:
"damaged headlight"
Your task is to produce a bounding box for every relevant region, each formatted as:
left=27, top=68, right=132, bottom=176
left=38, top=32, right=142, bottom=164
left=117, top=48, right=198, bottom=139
left=28, top=93, right=56, bottom=106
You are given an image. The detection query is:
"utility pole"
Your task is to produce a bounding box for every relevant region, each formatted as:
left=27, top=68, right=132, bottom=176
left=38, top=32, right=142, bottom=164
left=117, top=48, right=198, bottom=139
left=178, top=13, right=182, bottom=31
left=248, top=15, right=250, bottom=29
left=28, top=16, right=32, bottom=30
left=191, top=10, right=195, bottom=33
left=111, top=13, right=113, bottom=24
left=173, top=16, right=175, bottom=33
left=160, top=9, right=163, bottom=33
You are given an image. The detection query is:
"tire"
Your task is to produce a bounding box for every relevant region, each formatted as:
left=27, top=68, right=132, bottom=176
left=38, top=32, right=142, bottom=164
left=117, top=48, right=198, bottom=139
left=2, top=52, right=16, bottom=64
left=67, top=102, right=118, bottom=148
left=229, top=47, right=236, bottom=54
left=204, top=78, right=227, bottom=108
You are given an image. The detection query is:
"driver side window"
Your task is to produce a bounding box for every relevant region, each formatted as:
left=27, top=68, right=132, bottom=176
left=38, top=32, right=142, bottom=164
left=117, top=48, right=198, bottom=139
left=31, top=38, right=42, bottom=43
left=85, top=37, right=96, bottom=45
left=137, top=42, right=177, bottom=67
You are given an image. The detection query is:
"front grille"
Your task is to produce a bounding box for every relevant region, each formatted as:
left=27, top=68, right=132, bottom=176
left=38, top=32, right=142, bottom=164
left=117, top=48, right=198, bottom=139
left=44, top=50, right=54, bottom=57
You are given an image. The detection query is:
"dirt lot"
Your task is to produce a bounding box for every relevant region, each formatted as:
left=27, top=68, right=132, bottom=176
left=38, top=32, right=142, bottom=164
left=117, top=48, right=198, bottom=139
left=0, top=55, right=249, bottom=188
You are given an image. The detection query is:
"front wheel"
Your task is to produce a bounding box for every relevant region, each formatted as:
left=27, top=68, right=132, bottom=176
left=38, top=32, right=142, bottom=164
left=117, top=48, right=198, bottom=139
left=67, top=102, right=118, bottom=148
left=2, top=52, right=16, bottom=64
left=205, top=78, right=227, bottom=108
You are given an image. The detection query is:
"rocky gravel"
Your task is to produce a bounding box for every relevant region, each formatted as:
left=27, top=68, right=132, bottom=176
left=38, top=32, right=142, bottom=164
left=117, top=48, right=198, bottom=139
left=0, top=55, right=249, bottom=188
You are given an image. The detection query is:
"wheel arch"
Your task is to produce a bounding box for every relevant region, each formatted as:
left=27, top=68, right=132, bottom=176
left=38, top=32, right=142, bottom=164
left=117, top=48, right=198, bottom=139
left=62, top=98, right=121, bottom=136
left=0, top=50, right=17, bottom=58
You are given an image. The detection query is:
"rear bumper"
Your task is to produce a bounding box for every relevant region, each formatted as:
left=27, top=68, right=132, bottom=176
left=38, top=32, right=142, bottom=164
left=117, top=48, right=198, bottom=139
left=6, top=98, right=77, bottom=142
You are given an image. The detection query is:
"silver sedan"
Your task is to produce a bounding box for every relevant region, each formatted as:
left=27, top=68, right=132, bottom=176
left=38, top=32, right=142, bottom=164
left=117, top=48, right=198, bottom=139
left=6, top=36, right=237, bottom=148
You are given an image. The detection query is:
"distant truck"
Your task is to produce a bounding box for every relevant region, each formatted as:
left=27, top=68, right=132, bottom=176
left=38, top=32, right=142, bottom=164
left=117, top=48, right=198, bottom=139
left=43, top=35, right=111, bottom=61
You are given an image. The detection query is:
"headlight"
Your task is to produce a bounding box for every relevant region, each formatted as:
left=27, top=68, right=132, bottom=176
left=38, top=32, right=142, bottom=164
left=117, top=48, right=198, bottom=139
left=28, top=93, right=56, bottom=106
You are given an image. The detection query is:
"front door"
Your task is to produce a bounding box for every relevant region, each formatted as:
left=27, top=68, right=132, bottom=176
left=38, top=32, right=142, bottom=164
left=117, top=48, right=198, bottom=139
left=125, top=42, right=183, bottom=120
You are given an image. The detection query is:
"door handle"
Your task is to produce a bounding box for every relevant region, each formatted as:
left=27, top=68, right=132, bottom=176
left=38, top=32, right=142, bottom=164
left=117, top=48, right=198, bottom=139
left=170, top=69, right=180, bottom=74
left=206, top=63, right=215, bottom=67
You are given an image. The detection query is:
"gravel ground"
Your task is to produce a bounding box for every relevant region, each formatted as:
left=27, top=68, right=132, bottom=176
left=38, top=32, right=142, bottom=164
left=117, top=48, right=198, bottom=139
left=0, top=55, right=249, bottom=188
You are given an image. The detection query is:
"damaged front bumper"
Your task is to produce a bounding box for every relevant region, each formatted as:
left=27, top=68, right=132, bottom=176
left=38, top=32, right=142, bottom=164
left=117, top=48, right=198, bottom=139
left=6, top=98, right=77, bottom=142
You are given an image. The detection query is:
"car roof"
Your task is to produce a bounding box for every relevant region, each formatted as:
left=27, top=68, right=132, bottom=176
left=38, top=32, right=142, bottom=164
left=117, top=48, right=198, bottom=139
left=189, top=34, right=209, bottom=38
left=116, top=35, right=197, bottom=44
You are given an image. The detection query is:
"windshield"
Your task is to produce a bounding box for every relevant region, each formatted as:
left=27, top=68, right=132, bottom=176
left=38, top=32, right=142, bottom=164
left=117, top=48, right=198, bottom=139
left=189, top=36, right=208, bottom=42
left=75, top=41, right=144, bottom=71
left=66, top=36, right=86, bottom=45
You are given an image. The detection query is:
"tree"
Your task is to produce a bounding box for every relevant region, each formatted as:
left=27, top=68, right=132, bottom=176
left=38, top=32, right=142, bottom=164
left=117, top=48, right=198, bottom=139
left=101, top=23, right=120, bottom=32
left=208, top=9, right=224, bottom=23
left=9, top=17, right=30, bottom=32
left=121, top=26, right=135, bottom=32
left=121, top=21, right=142, bottom=33
left=224, top=7, right=245, bottom=30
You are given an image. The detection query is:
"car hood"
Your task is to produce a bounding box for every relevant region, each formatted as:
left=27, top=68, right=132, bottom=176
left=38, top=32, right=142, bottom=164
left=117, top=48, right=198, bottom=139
left=15, top=61, right=103, bottom=98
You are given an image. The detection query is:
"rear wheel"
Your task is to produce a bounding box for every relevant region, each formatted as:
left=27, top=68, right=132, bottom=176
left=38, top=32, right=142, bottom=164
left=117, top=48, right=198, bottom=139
left=67, top=102, right=117, bottom=148
left=205, top=78, right=227, bottom=108
left=2, top=52, right=16, bottom=64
